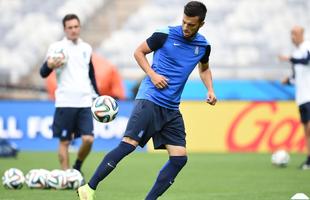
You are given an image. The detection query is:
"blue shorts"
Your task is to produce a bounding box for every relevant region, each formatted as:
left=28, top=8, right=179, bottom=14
left=52, top=107, right=94, bottom=141
left=124, top=99, right=186, bottom=149
left=299, top=102, right=310, bottom=124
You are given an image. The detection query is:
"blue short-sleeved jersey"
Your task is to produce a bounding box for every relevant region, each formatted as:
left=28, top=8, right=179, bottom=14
left=136, top=25, right=210, bottom=110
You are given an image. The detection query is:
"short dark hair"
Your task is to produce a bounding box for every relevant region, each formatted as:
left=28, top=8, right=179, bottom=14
left=184, top=1, right=207, bottom=22
left=62, top=14, right=80, bottom=28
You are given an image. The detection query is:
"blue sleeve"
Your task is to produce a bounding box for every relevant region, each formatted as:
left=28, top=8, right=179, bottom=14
left=40, top=61, right=53, bottom=78
left=200, top=45, right=211, bottom=64
left=146, top=32, right=168, bottom=51
left=89, top=58, right=99, bottom=95
left=290, top=50, right=310, bottom=65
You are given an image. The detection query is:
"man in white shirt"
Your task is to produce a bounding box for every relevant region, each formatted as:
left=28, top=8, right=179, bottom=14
left=279, top=25, right=310, bottom=169
left=40, top=14, right=99, bottom=172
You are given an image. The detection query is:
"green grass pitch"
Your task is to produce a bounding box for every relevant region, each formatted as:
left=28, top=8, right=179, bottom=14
left=1, top=152, right=310, bottom=200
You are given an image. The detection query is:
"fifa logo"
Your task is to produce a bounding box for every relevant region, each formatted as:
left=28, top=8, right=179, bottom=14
left=194, top=46, right=199, bottom=55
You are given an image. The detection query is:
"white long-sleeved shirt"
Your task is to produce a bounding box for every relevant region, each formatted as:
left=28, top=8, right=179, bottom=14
left=46, top=37, right=94, bottom=107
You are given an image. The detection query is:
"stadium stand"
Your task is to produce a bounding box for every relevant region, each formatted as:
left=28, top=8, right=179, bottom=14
left=97, top=0, right=310, bottom=80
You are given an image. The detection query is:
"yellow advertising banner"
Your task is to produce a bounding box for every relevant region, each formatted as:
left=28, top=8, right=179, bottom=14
left=147, top=101, right=305, bottom=153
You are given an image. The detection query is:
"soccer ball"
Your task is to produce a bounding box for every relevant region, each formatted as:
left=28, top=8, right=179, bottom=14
left=39, top=169, right=50, bottom=188
left=65, top=169, right=85, bottom=190
left=271, top=150, right=290, bottom=167
left=25, top=169, right=49, bottom=189
left=2, top=168, right=25, bottom=189
left=48, top=48, right=68, bottom=66
left=91, top=95, right=119, bottom=123
left=46, top=169, right=67, bottom=189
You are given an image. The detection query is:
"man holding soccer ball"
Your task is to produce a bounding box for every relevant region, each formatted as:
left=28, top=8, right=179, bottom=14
left=78, top=1, right=216, bottom=199
left=40, top=14, right=99, bottom=172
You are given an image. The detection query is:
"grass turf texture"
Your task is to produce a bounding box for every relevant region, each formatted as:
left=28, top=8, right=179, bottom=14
left=1, top=152, right=309, bottom=200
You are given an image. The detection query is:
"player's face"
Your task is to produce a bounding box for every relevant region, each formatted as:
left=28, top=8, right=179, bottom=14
left=291, top=28, right=303, bottom=46
left=64, top=19, right=80, bottom=42
left=182, top=14, right=204, bottom=39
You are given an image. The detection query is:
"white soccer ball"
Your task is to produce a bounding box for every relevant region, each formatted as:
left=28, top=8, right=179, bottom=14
left=91, top=95, right=119, bottom=123
left=48, top=48, right=68, bottom=66
left=46, top=169, right=67, bottom=189
left=271, top=150, right=290, bottom=167
left=2, top=168, right=25, bottom=189
left=25, top=169, right=49, bottom=189
left=39, top=169, right=50, bottom=188
left=65, top=169, right=85, bottom=190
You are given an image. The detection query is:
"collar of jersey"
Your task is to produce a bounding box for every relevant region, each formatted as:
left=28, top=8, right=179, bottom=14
left=62, top=37, right=82, bottom=45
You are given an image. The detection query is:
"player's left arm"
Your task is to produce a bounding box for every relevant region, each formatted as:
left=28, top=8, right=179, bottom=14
left=199, top=45, right=217, bottom=105
left=290, top=50, right=310, bottom=65
left=88, top=57, right=99, bottom=95
left=279, top=50, right=310, bottom=65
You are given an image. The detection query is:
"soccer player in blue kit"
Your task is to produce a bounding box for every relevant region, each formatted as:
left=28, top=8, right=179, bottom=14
left=78, top=1, right=217, bottom=199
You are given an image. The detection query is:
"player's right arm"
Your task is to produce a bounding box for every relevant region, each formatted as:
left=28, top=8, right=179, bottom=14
left=40, top=45, right=64, bottom=78
left=134, top=32, right=169, bottom=89
left=133, top=41, right=154, bottom=77
left=40, top=58, right=63, bottom=78
left=40, top=61, right=53, bottom=78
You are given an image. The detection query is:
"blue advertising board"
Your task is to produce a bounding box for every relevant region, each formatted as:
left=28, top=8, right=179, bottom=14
left=0, top=100, right=139, bottom=151
left=124, top=79, right=295, bottom=100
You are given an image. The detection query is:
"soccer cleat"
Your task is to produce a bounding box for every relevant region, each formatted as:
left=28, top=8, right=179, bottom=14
left=300, top=164, right=310, bottom=170
left=77, top=184, right=95, bottom=200
left=300, top=163, right=310, bottom=170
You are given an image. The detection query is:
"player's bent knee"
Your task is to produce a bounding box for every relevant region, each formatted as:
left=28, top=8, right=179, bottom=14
left=170, top=156, right=188, bottom=169
left=82, top=135, right=94, bottom=145
left=166, top=145, right=187, bottom=156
